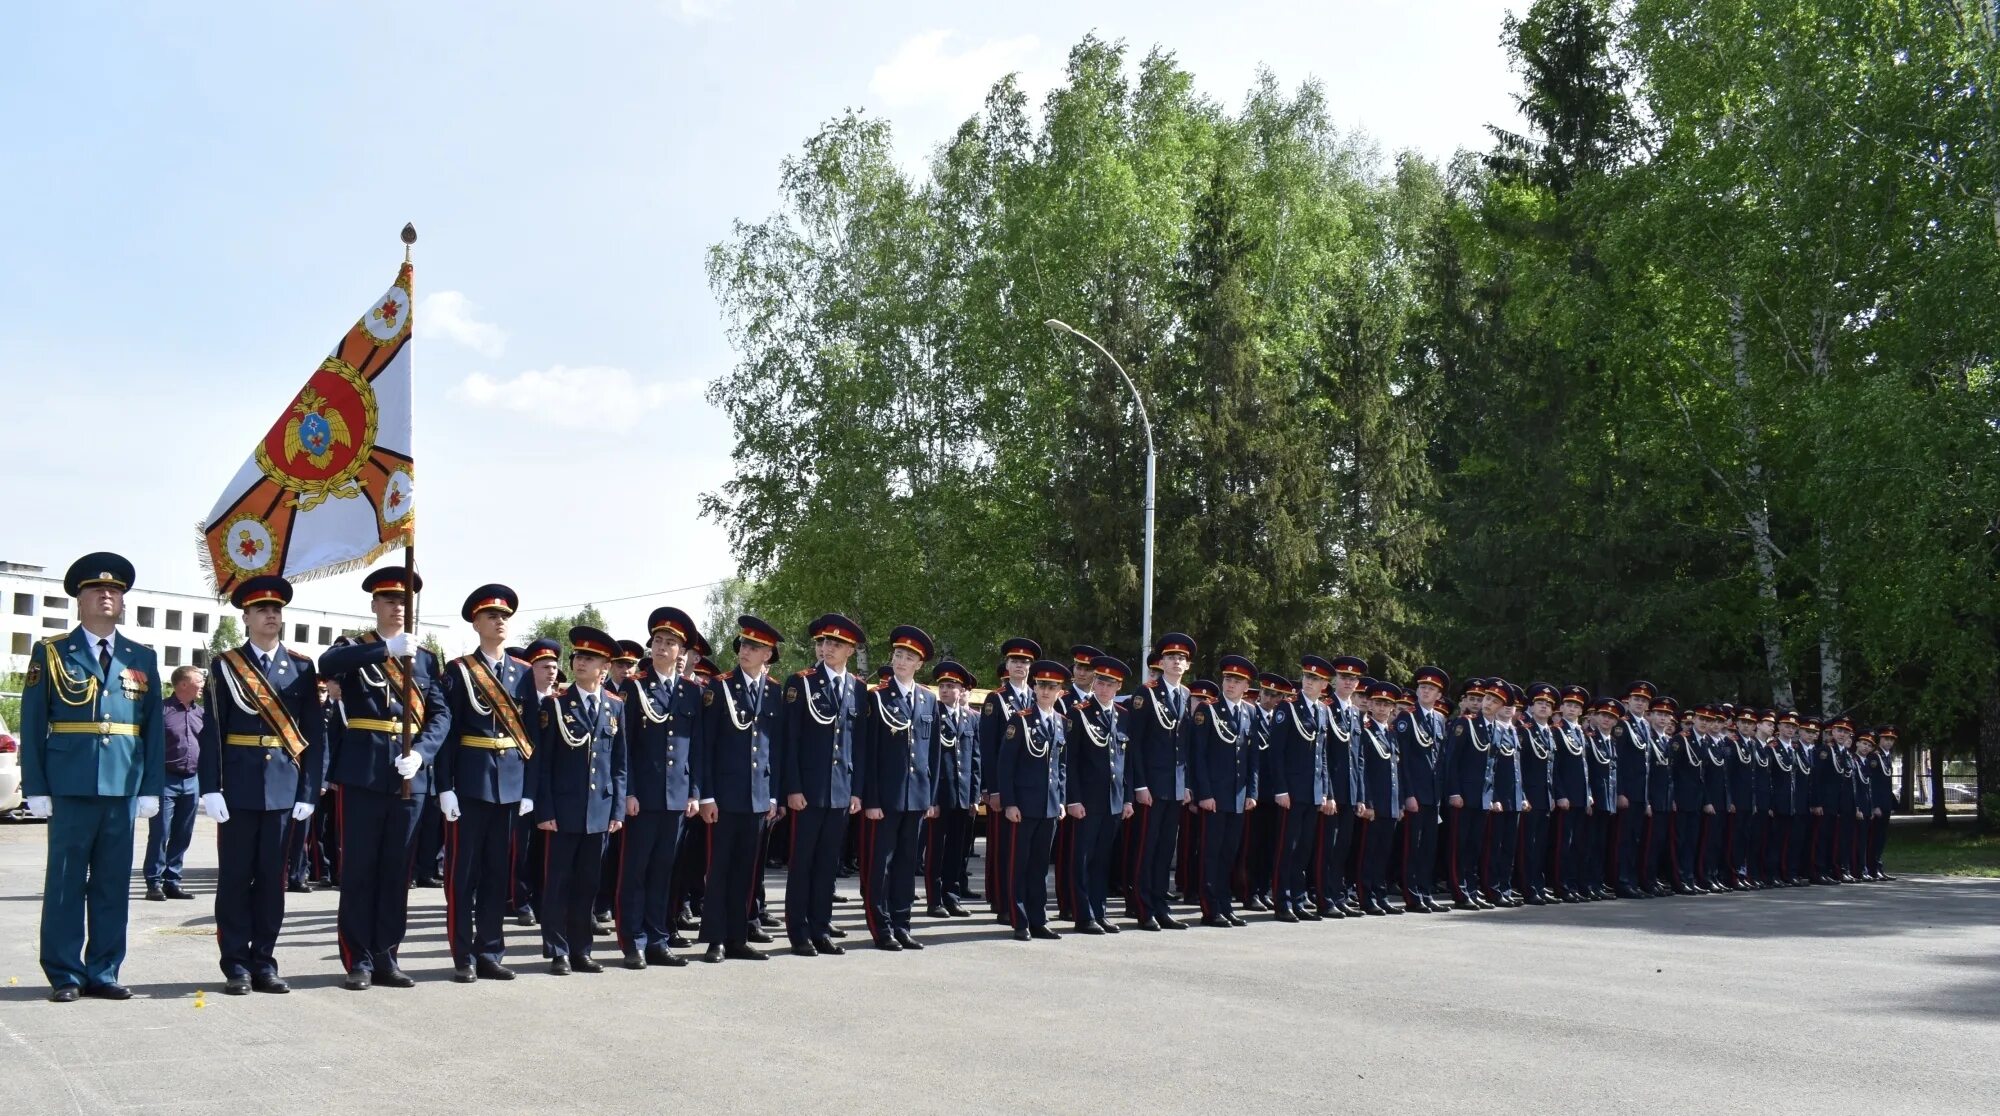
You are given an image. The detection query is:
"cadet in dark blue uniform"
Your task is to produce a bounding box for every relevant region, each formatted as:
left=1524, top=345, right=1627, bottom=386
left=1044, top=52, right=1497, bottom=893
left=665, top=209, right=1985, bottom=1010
left=198, top=575, right=326, bottom=993
left=1824, top=717, right=1862, bottom=881
left=1866, top=727, right=1897, bottom=880
left=1445, top=680, right=1496, bottom=908
left=435, top=585, right=536, bottom=982
left=1736, top=709, right=1771, bottom=888
left=528, top=627, right=627, bottom=973
left=1517, top=683, right=1560, bottom=905
left=699, top=616, right=784, bottom=961
left=1126, top=633, right=1194, bottom=931
left=1394, top=666, right=1449, bottom=913
left=1766, top=713, right=1800, bottom=885
left=780, top=614, right=864, bottom=954
left=1063, top=655, right=1133, bottom=934
left=1643, top=694, right=1678, bottom=896
left=1191, top=655, right=1260, bottom=927
left=858, top=626, right=943, bottom=952
left=1582, top=697, right=1621, bottom=900
left=1262, top=659, right=1330, bottom=921
left=1700, top=709, right=1734, bottom=890
left=1482, top=682, right=1524, bottom=907
left=980, top=637, right=1040, bottom=921
left=1549, top=686, right=1590, bottom=901
left=1610, top=681, right=1656, bottom=898
left=319, top=566, right=450, bottom=991
left=924, top=661, right=980, bottom=918
left=999, top=660, right=1071, bottom=939
left=1665, top=700, right=1707, bottom=894
left=1352, top=680, right=1402, bottom=915
left=1315, top=656, right=1367, bottom=917
left=18, top=553, right=165, bottom=1002
left=613, top=606, right=703, bottom=970
left=511, top=639, right=563, bottom=924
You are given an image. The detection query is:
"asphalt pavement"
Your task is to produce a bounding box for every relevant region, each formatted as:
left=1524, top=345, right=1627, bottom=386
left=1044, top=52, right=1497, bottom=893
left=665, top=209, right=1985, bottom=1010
left=0, top=817, right=1995, bottom=1115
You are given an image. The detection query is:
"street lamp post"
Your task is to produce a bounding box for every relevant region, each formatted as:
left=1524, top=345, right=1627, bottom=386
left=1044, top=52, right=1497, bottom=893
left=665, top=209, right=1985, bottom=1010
left=1045, top=318, right=1155, bottom=673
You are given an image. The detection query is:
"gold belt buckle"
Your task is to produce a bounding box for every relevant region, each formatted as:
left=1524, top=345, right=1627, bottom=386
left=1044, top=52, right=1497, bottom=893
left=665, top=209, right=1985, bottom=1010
left=99, top=718, right=112, bottom=735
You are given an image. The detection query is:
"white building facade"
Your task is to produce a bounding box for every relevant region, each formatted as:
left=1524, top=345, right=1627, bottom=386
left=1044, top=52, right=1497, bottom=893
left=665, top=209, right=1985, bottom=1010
left=2, top=560, right=461, bottom=678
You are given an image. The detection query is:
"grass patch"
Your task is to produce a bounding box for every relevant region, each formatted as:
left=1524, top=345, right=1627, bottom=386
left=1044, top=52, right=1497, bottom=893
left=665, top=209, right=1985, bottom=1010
left=1884, top=818, right=2000, bottom=878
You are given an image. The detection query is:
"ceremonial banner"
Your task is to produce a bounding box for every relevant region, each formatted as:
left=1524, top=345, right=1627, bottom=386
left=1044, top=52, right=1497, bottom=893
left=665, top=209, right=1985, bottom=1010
left=200, top=261, right=416, bottom=595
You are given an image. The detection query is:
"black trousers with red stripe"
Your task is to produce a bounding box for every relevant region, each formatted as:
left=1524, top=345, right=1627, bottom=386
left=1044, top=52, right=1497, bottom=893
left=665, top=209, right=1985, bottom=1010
left=1399, top=807, right=1438, bottom=904
left=1010, top=815, right=1057, bottom=929
left=1197, top=810, right=1245, bottom=918
left=787, top=806, right=848, bottom=946
left=541, top=829, right=606, bottom=960
left=1315, top=810, right=1356, bottom=907
left=1519, top=808, right=1552, bottom=896
left=1066, top=808, right=1118, bottom=925
left=445, top=797, right=516, bottom=966
left=1270, top=804, right=1316, bottom=911
left=215, top=808, right=290, bottom=979
left=863, top=811, right=924, bottom=936
left=615, top=807, right=685, bottom=954
left=1357, top=814, right=1397, bottom=905
left=334, top=786, right=423, bottom=975
left=923, top=809, right=974, bottom=908
left=700, top=811, right=762, bottom=946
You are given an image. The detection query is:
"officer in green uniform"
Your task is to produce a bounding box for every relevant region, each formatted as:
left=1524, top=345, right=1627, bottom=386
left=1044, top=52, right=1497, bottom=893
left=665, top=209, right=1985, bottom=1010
left=19, top=553, right=165, bottom=1002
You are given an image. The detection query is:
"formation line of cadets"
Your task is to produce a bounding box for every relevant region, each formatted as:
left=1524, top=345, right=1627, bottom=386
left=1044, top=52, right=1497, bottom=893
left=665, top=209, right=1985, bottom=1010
left=13, top=554, right=1901, bottom=998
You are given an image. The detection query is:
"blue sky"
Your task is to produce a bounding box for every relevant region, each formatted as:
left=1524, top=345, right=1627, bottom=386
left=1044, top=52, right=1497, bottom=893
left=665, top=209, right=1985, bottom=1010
left=1, top=0, right=1523, bottom=645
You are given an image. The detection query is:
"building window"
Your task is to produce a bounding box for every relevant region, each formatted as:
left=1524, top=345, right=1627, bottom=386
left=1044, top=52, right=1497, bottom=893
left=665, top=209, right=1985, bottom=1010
left=41, top=617, right=65, bottom=630
left=294, top=623, right=310, bottom=644
left=9, top=633, right=28, bottom=655
left=166, top=610, right=182, bottom=630
left=43, top=595, right=66, bottom=610
left=165, top=646, right=182, bottom=667
left=192, top=649, right=209, bottom=667
left=11, top=593, right=30, bottom=616
left=136, top=606, right=156, bottom=627
left=193, top=613, right=210, bottom=634
left=317, top=626, right=333, bottom=645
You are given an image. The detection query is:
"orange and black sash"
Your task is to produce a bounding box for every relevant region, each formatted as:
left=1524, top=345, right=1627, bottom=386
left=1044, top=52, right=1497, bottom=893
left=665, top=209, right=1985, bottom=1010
left=362, top=631, right=427, bottom=724
left=460, top=654, right=534, bottom=761
left=218, top=647, right=309, bottom=765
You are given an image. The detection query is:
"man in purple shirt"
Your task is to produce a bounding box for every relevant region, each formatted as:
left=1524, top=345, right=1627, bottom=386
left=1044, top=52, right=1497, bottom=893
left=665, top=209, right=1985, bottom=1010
left=144, top=665, right=205, bottom=901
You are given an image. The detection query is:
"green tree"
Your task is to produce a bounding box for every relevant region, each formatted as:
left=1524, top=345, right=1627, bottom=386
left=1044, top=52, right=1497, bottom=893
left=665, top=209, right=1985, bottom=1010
left=208, top=616, right=240, bottom=658
left=526, top=605, right=609, bottom=664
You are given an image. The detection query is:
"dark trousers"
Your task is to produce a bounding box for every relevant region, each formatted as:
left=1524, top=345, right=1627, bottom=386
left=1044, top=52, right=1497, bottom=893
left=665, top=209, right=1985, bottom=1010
left=1792, top=814, right=1814, bottom=880
left=1765, top=813, right=1791, bottom=881
left=315, top=786, right=340, bottom=882
left=1576, top=809, right=1607, bottom=894
left=786, top=805, right=848, bottom=945
left=1130, top=799, right=1180, bottom=922
left=41, top=796, right=135, bottom=990
left=1614, top=808, right=1644, bottom=889
left=215, top=808, right=289, bottom=979
left=1197, top=810, right=1245, bottom=918
left=701, top=811, right=761, bottom=946
left=1521, top=809, right=1552, bottom=895
left=673, top=815, right=707, bottom=916
left=1399, top=807, right=1438, bottom=904
left=1811, top=812, right=1835, bottom=878
left=335, top=787, right=422, bottom=973
left=511, top=822, right=542, bottom=914
left=615, top=807, right=685, bottom=953
left=1315, top=809, right=1357, bottom=907
left=1245, top=804, right=1278, bottom=901
left=1357, top=815, right=1399, bottom=903
left=1066, top=808, right=1118, bottom=925
left=1643, top=809, right=1668, bottom=888
left=1702, top=812, right=1727, bottom=883
left=1053, top=818, right=1074, bottom=919
left=1671, top=810, right=1701, bottom=885
left=862, top=810, right=924, bottom=936
left=541, top=829, right=606, bottom=959
left=1484, top=810, right=1520, bottom=898
left=1270, top=804, right=1316, bottom=911
left=143, top=773, right=198, bottom=886
left=1010, top=814, right=1057, bottom=929
left=283, top=801, right=321, bottom=886
left=595, top=830, right=623, bottom=918
left=1737, top=812, right=1761, bottom=882
left=923, top=809, right=973, bottom=908
left=412, top=793, right=444, bottom=881
left=1867, top=814, right=1889, bottom=874
left=1445, top=804, right=1481, bottom=900
left=445, top=797, right=516, bottom=965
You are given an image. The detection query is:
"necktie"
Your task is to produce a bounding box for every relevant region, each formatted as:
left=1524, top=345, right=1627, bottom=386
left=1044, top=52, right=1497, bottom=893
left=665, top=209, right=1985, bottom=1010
left=98, top=638, right=112, bottom=675
left=258, top=651, right=272, bottom=677
left=585, top=694, right=597, bottom=721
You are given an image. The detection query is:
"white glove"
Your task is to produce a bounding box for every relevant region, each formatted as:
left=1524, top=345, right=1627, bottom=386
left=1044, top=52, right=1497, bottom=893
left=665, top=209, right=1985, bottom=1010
left=383, top=632, right=412, bottom=657
left=518, top=797, right=534, bottom=817
left=393, top=751, right=422, bottom=779
left=25, top=796, right=52, bottom=819
left=291, top=802, right=316, bottom=822
left=439, top=790, right=461, bottom=822
left=201, top=792, right=231, bottom=824
left=136, top=796, right=160, bottom=820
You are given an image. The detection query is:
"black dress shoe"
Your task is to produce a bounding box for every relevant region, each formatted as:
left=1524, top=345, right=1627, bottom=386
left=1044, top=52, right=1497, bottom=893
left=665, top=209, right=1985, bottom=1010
left=1525, top=894, right=1549, bottom=906
left=1272, top=908, right=1300, bottom=923
left=343, top=969, right=372, bottom=991
left=873, top=935, right=903, bottom=951
left=894, top=930, right=924, bottom=950
left=1157, top=915, right=1188, bottom=930
left=252, top=974, right=289, bottom=994
left=1098, top=920, right=1120, bottom=934
left=1297, top=907, right=1322, bottom=921
left=223, top=975, right=252, bottom=996
left=572, top=956, right=604, bottom=973
left=944, top=899, right=971, bottom=917
left=745, top=927, right=774, bottom=944
left=703, top=945, right=725, bottom=963
left=623, top=952, right=648, bottom=970
left=1674, top=884, right=1699, bottom=896
left=666, top=933, right=692, bottom=948
left=645, top=946, right=686, bottom=968
left=924, top=907, right=949, bottom=919
left=825, top=926, right=848, bottom=939
left=1013, top=928, right=1031, bottom=941
left=1075, top=921, right=1105, bottom=935
left=1336, top=901, right=1366, bottom=917
left=675, top=912, right=699, bottom=930
left=84, top=983, right=133, bottom=1000
left=452, top=965, right=479, bottom=984
left=163, top=883, right=195, bottom=900
left=790, top=943, right=819, bottom=957
left=515, top=909, right=537, bottom=926
left=145, top=883, right=166, bottom=902
left=1200, top=915, right=1232, bottom=928
left=1244, top=896, right=1270, bottom=912
left=414, top=876, right=443, bottom=888
left=1224, top=912, right=1248, bottom=926
left=1319, top=905, right=1347, bottom=919
left=1134, top=917, right=1160, bottom=931
left=812, top=936, right=845, bottom=955
left=549, top=957, right=572, bottom=976
left=1453, top=898, right=1479, bottom=910
left=1030, top=925, right=1061, bottom=940
left=287, top=881, right=313, bottom=894
left=724, top=944, right=766, bottom=961
left=757, top=914, right=781, bottom=928
left=49, top=985, right=80, bottom=1003
left=477, top=960, right=517, bottom=980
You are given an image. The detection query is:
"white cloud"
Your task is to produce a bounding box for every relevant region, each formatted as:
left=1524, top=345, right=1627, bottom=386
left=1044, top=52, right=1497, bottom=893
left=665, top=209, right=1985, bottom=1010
left=869, top=30, right=1060, bottom=114
left=415, top=291, right=507, bottom=359
left=453, top=366, right=703, bottom=431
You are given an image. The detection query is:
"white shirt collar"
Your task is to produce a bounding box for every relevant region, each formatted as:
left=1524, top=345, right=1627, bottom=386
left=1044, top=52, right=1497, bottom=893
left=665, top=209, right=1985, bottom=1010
left=247, top=640, right=285, bottom=661
left=78, top=625, right=121, bottom=649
